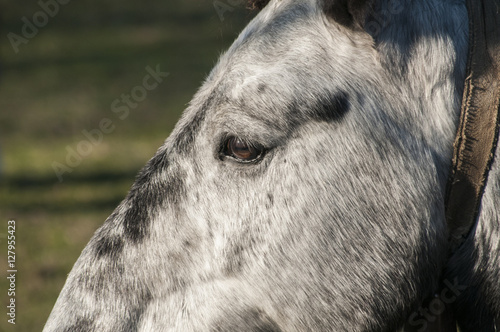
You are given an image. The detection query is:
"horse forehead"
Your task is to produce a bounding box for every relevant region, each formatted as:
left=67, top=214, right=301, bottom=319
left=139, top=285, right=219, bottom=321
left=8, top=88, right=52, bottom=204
left=226, top=68, right=279, bottom=101
left=214, top=32, right=330, bottom=103
left=174, top=0, right=361, bottom=144
left=218, top=1, right=326, bottom=71
left=211, top=3, right=371, bottom=101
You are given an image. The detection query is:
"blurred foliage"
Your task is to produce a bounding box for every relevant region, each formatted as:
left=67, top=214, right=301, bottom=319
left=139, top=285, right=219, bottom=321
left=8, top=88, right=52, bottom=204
left=0, top=0, right=255, bottom=330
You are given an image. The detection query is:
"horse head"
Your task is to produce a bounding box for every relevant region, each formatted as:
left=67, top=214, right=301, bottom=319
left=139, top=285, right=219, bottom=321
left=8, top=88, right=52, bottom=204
left=44, top=0, right=500, bottom=331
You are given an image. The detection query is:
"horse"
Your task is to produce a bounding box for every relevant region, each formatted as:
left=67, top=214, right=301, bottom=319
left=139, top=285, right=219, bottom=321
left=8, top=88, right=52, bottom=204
left=43, top=0, right=500, bottom=331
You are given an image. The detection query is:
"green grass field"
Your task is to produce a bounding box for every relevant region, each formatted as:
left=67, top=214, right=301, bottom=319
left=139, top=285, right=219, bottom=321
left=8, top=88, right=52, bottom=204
left=0, top=1, right=254, bottom=330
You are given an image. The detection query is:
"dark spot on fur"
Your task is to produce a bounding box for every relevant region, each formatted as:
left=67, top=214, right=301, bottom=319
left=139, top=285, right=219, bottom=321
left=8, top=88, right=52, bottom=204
left=224, top=244, right=245, bottom=275
left=121, top=289, right=153, bottom=330
left=174, top=111, right=205, bottom=154
left=257, top=83, right=267, bottom=93
left=288, top=91, right=350, bottom=124
left=174, top=92, right=217, bottom=155
left=248, top=0, right=270, bottom=10
left=312, top=91, right=350, bottom=122
left=123, top=196, right=150, bottom=243
left=124, top=152, right=186, bottom=243
left=95, top=235, right=124, bottom=259
left=266, top=193, right=274, bottom=209
left=63, top=317, right=95, bottom=332
left=211, top=309, right=282, bottom=332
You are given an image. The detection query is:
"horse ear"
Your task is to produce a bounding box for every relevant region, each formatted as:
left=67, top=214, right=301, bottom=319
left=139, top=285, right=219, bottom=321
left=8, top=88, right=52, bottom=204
left=248, top=0, right=271, bottom=10
left=323, top=0, right=373, bottom=30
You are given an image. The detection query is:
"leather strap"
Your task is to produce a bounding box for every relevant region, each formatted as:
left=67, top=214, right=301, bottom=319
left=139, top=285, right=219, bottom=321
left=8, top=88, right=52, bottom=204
left=445, top=0, right=500, bottom=254
left=406, top=1, right=500, bottom=331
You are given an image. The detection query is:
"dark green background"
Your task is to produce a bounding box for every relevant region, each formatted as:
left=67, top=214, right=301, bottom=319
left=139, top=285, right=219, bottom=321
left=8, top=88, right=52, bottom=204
left=0, top=1, right=254, bottom=330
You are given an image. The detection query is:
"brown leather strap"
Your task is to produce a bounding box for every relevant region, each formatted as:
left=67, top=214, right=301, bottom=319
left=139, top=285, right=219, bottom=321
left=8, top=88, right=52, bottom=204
left=415, top=1, right=500, bottom=331
left=445, top=0, right=500, bottom=253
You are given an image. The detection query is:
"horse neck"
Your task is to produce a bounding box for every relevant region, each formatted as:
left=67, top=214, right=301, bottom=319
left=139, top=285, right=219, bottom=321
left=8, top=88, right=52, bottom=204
left=370, top=0, right=468, bottom=178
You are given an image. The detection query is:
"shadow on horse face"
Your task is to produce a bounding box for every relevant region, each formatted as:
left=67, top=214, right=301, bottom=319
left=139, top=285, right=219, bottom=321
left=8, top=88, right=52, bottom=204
left=44, top=0, right=476, bottom=331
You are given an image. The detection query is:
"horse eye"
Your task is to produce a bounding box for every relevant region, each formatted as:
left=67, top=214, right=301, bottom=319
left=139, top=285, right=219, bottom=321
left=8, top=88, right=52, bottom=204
left=224, top=137, right=263, bottom=161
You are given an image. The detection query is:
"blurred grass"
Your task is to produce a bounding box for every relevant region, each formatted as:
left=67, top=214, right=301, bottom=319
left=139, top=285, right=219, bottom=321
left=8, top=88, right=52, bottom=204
left=0, top=0, right=254, bottom=330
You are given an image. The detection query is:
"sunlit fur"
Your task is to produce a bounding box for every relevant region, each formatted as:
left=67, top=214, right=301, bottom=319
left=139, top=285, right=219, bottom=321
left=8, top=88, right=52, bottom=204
left=44, top=0, right=499, bottom=331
